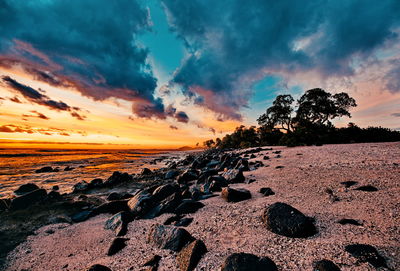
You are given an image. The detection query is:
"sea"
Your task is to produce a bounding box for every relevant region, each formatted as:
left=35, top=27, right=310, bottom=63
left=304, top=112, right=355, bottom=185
left=0, top=148, right=182, bottom=198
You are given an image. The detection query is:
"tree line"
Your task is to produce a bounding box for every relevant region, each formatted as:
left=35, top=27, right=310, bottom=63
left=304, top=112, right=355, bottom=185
left=204, top=88, right=400, bottom=148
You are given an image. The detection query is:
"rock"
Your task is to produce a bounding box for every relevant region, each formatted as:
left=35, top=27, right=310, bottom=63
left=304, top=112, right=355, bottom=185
left=206, top=175, right=228, bottom=192
left=345, top=244, right=387, bottom=268
left=175, top=217, right=193, bottom=227
left=175, top=200, right=205, bottom=215
left=73, top=181, right=89, bottom=193
left=221, top=169, right=245, bottom=183
left=177, top=240, right=207, bottom=271
left=87, top=264, right=112, bottom=271
left=262, top=202, right=317, bottom=238
left=142, top=255, right=161, bottom=268
left=140, top=168, right=152, bottom=175
left=157, top=192, right=183, bottom=215
left=52, top=185, right=59, bottom=191
left=275, top=166, right=284, bottom=169
left=263, top=156, right=270, bottom=160
left=340, top=181, right=357, bottom=188
left=94, top=200, right=129, bottom=215
left=234, top=159, right=250, bottom=171
left=152, top=184, right=179, bottom=202
left=354, top=185, right=378, bottom=192
left=313, top=260, right=341, bottom=271
left=9, top=189, right=47, bottom=210
left=14, top=183, right=40, bottom=195
left=71, top=210, right=92, bottom=222
left=89, top=178, right=103, bottom=188
left=107, top=192, right=133, bottom=201
left=198, top=169, right=218, bottom=183
left=104, top=211, right=132, bottom=236
left=165, top=170, right=180, bottom=179
left=105, top=171, right=132, bottom=186
left=128, top=191, right=154, bottom=218
left=147, top=224, right=194, bottom=252
left=221, top=187, right=251, bottom=202
left=259, top=187, right=275, bottom=196
left=177, top=170, right=198, bottom=184
left=107, top=238, right=129, bottom=256
left=221, top=253, right=278, bottom=271
left=337, top=219, right=362, bottom=226
left=35, top=166, right=54, bottom=173
left=250, top=154, right=256, bottom=159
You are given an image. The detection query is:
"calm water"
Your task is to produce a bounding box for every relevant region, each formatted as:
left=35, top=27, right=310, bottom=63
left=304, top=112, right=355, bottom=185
left=0, top=148, right=177, bottom=198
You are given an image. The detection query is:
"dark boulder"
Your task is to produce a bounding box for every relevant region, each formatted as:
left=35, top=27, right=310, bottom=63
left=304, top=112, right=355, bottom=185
left=47, top=190, right=62, bottom=201
left=354, top=185, right=378, bottom=192
left=87, top=264, right=112, bottom=271
left=175, top=200, right=205, bottom=215
left=262, top=202, right=317, bottom=238
left=198, top=169, right=218, bottom=183
left=189, top=186, right=202, bottom=201
left=64, top=166, right=74, bottom=171
left=205, top=175, right=228, bottom=192
left=250, top=154, right=256, bottom=159
left=35, top=166, right=54, bottom=173
left=313, top=260, right=341, bottom=271
left=9, top=189, right=47, bottom=210
left=221, top=187, right=251, bottom=203
left=157, top=192, right=183, bottom=215
left=147, top=224, right=194, bottom=252
left=73, top=181, right=89, bottom=193
left=94, top=200, right=129, bottom=215
left=89, top=178, right=103, bottom=188
left=263, top=156, right=270, bottom=160
left=104, top=211, right=133, bottom=236
left=259, top=187, right=275, bottom=197
left=0, top=198, right=9, bottom=211
left=345, top=244, right=387, bottom=268
left=222, top=169, right=245, bottom=183
left=221, top=253, right=278, bottom=271
left=107, top=238, right=129, bottom=256
left=14, top=183, right=40, bottom=195
left=234, top=158, right=250, bottom=171
left=177, top=170, right=198, bottom=184
left=104, top=171, right=132, bottom=186
left=152, top=183, right=179, bottom=202
left=165, top=170, right=180, bottom=179
left=177, top=239, right=207, bottom=271
left=140, top=168, right=152, bottom=175
left=128, top=191, right=154, bottom=218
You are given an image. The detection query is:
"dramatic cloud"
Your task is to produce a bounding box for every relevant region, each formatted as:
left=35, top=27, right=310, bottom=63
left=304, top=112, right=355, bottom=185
left=9, top=96, right=22, bottom=103
left=0, top=0, right=172, bottom=119
left=169, top=125, right=178, bottom=130
left=162, top=0, right=400, bottom=119
left=2, top=76, right=86, bottom=120
left=0, top=124, right=81, bottom=136
left=385, top=59, right=400, bottom=93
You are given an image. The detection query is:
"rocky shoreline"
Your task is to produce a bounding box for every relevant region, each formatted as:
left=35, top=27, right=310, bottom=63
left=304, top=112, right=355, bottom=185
left=1, top=142, right=399, bottom=270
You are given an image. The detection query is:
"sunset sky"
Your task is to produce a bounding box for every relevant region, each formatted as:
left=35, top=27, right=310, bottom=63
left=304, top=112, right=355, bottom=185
left=0, top=0, right=399, bottom=149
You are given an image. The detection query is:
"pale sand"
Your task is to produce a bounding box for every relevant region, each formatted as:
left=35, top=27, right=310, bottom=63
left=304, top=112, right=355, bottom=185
left=5, top=142, right=400, bottom=270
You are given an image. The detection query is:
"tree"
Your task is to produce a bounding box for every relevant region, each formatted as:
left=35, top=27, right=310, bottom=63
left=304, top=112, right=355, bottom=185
left=203, top=139, right=215, bottom=148
left=295, top=88, right=356, bottom=126
left=257, top=94, right=294, bottom=131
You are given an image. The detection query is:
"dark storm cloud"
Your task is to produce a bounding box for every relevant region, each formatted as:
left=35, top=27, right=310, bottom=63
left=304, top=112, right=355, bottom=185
left=162, top=0, right=400, bottom=119
left=0, top=0, right=171, bottom=119
left=2, top=76, right=86, bottom=120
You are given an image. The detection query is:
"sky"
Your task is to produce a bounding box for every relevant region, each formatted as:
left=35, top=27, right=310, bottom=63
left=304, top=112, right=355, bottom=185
left=0, top=0, right=399, bottom=148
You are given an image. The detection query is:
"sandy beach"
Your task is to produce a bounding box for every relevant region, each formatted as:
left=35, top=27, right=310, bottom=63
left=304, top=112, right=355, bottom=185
left=3, top=142, right=400, bottom=270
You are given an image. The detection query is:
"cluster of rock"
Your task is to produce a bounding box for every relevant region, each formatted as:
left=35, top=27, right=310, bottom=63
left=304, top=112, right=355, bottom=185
left=1, top=147, right=391, bottom=270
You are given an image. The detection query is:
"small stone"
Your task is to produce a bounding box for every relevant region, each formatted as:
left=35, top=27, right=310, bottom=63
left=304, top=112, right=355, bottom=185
left=87, top=264, right=112, bottom=271
left=337, top=219, right=362, bottom=226
left=221, top=253, right=277, bottom=271
left=259, top=187, right=275, bottom=196
left=221, top=187, right=251, bottom=202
